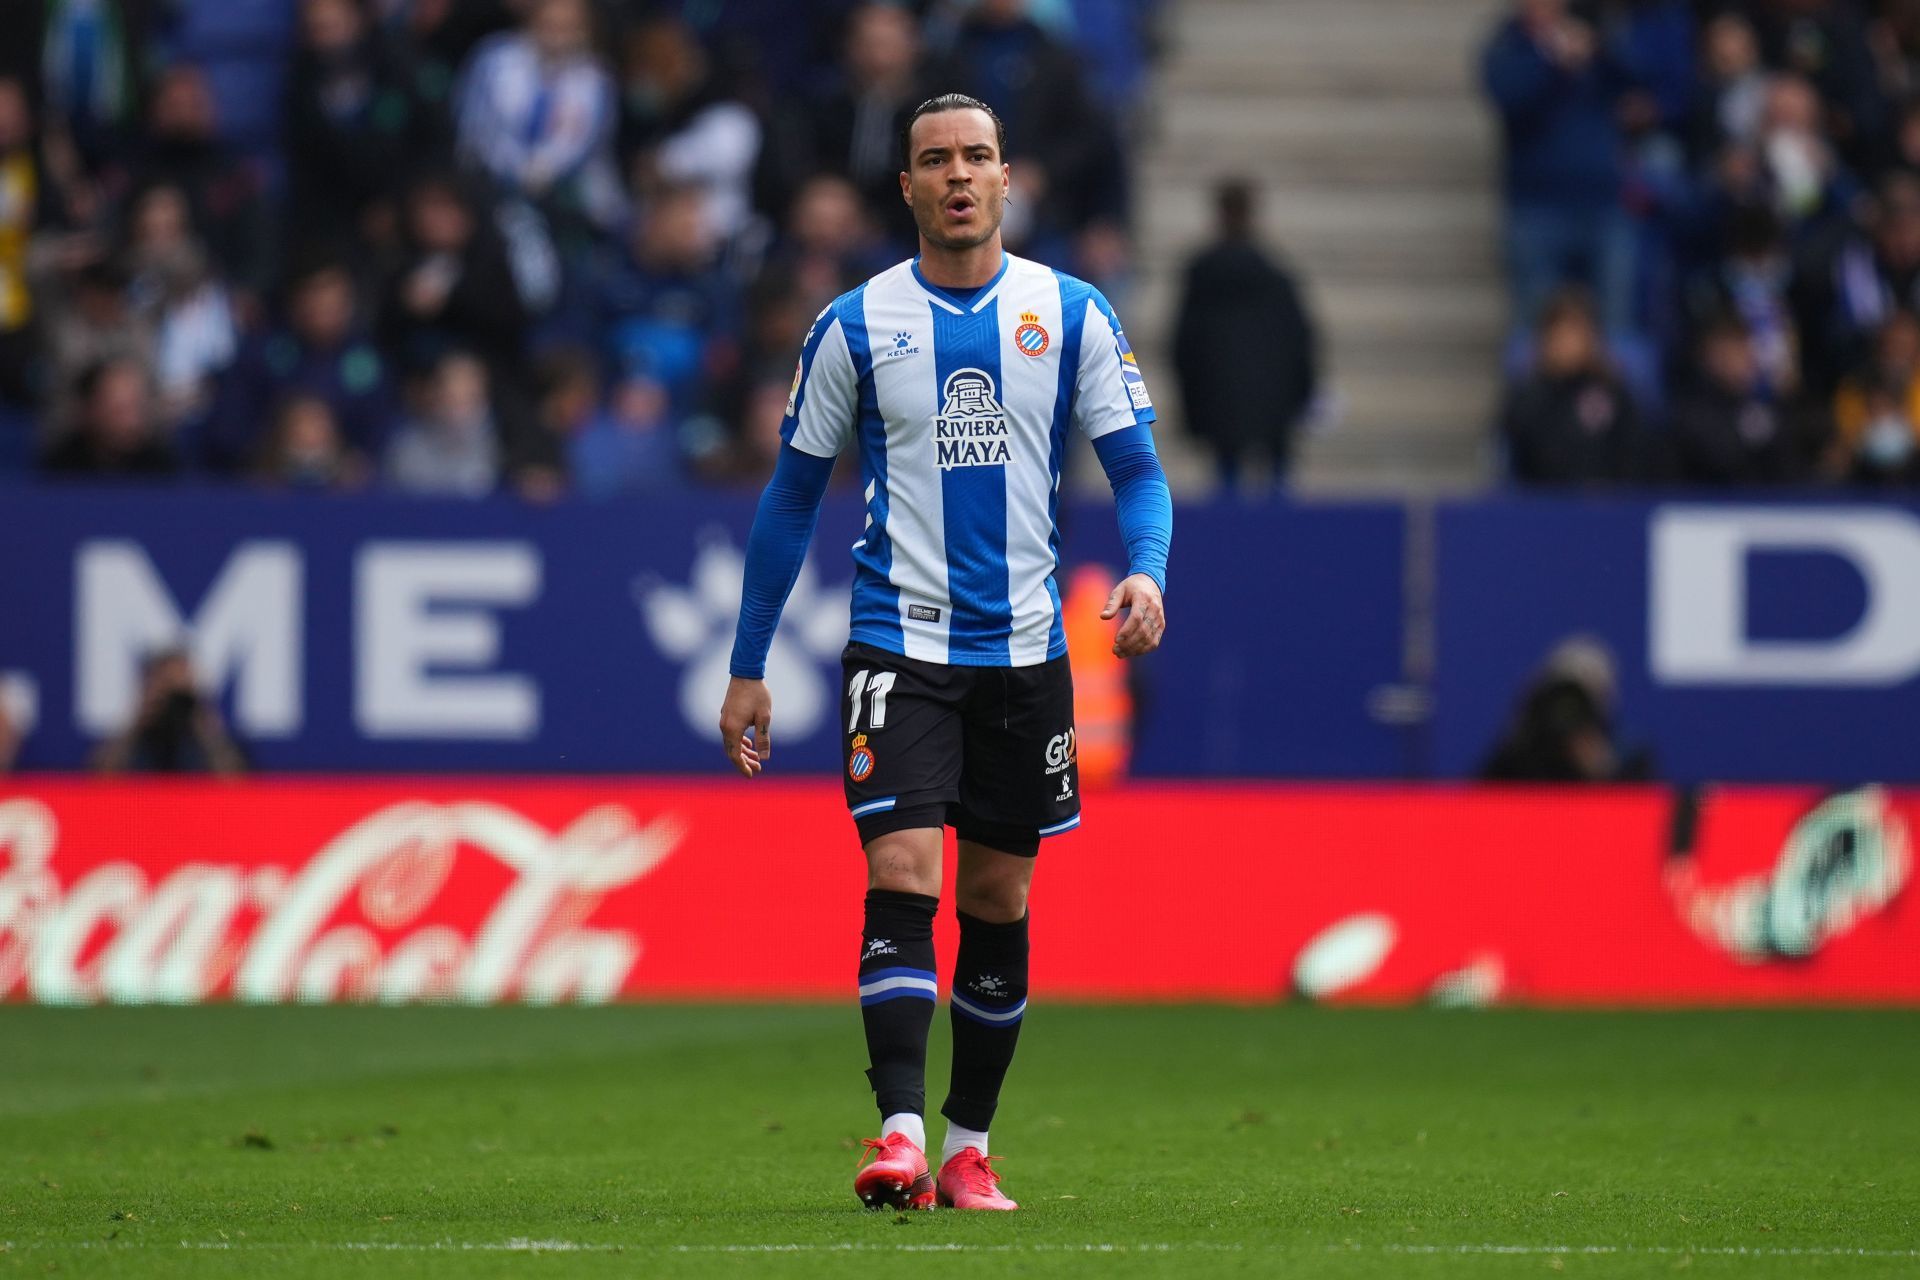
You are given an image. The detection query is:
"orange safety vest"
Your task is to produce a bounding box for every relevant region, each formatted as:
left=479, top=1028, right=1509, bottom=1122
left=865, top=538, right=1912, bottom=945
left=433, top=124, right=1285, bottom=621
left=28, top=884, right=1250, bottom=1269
left=1062, top=566, right=1133, bottom=788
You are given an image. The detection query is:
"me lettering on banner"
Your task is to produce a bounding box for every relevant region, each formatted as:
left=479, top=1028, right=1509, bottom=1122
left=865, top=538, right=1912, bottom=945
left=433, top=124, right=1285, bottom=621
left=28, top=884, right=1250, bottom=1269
left=72, top=539, right=545, bottom=745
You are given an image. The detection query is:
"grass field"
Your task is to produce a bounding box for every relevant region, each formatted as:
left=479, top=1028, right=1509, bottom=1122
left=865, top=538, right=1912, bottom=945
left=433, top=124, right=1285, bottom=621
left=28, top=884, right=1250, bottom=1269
left=2, top=1005, right=1917, bottom=1277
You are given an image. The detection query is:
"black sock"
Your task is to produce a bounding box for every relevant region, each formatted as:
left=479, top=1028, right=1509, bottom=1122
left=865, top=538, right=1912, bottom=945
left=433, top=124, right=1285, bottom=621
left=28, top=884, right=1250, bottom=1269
left=941, top=910, right=1029, bottom=1133
left=859, top=888, right=939, bottom=1122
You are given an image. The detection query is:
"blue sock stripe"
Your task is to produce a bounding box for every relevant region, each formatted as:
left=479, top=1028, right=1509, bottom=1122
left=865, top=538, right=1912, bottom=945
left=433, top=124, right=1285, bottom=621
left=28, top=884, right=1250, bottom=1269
left=861, top=966, right=937, bottom=984
left=861, top=985, right=938, bottom=1007
left=950, top=991, right=1027, bottom=1025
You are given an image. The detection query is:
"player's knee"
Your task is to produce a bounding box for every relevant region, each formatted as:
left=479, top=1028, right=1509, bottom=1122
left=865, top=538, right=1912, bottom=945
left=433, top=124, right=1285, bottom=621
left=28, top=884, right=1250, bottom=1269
left=955, top=874, right=1028, bottom=924
left=869, top=863, right=941, bottom=897
left=865, top=831, right=943, bottom=897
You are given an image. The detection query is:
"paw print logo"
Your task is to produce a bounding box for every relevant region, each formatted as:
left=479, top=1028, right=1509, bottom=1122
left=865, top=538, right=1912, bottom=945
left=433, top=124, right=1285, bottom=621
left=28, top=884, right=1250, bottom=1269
left=973, top=974, right=1006, bottom=995
left=634, top=529, right=849, bottom=745
left=894, top=332, right=913, bottom=350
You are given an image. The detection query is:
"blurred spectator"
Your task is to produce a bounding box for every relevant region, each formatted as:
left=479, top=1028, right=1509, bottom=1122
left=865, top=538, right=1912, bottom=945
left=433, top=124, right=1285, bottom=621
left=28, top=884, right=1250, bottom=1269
left=120, top=182, right=237, bottom=432
left=1070, top=217, right=1136, bottom=310
left=113, top=64, right=273, bottom=301
left=0, top=3, right=1159, bottom=500
left=599, top=185, right=738, bottom=416
left=256, top=392, right=366, bottom=490
left=1172, top=178, right=1318, bottom=491
left=92, top=647, right=248, bottom=775
left=285, top=0, right=424, bottom=251
left=1679, top=204, right=1800, bottom=394
left=1873, top=0, right=1920, bottom=115
left=618, top=16, right=763, bottom=245
left=1883, top=96, right=1920, bottom=180
left=941, top=0, right=1112, bottom=258
left=33, top=0, right=162, bottom=183
left=456, top=0, right=624, bottom=234
left=208, top=257, right=392, bottom=471
left=1730, top=74, right=1852, bottom=234
left=1669, top=315, right=1813, bottom=485
left=791, top=3, right=943, bottom=242
left=767, top=174, right=888, bottom=314
left=383, top=0, right=516, bottom=153
left=1690, top=10, right=1769, bottom=161
left=721, top=268, right=814, bottom=413
left=1747, top=0, right=1885, bottom=171
left=162, top=0, right=298, bottom=162
left=1498, top=289, right=1643, bottom=484
left=1830, top=308, right=1920, bottom=484
left=1606, top=0, right=1694, bottom=137
left=1798, top=171, right=1920, bottom=395
left=536, top=350, right=686, bottom=499
left=383, top=349, right=499, bottom=495
left=0, top=79, right=44, bottom=414
left=41, top=356, right=176, bottom=477
left=1483, top=0, right=1637, bottom=334
left=1481, top=635, right=1653, bottom=782
left=695, top=371, right=789, bottom=486
left=36, top=258, right=155, bottom=432
left=382, top=171, right=530, bottom=379
left=0, top=673, right=28, bottom=774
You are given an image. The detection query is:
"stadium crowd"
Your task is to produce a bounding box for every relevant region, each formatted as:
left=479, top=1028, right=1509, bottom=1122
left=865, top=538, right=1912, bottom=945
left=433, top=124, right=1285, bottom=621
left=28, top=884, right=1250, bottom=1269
left=0, top=0, right=1157, bottom=498
left=1485, top=0, right=1920, bottom=488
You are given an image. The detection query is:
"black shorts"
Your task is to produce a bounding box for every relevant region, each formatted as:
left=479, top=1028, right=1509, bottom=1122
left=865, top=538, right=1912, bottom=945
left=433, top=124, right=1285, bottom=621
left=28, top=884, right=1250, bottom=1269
left=840, top=641, right=1081, bottom=856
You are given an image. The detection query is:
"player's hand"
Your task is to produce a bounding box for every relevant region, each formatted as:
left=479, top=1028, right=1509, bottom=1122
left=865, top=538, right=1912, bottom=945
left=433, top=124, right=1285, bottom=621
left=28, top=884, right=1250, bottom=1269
left=1102, top=573, right=1166, bottom=659
left=719, top=677, right=773, bottom=778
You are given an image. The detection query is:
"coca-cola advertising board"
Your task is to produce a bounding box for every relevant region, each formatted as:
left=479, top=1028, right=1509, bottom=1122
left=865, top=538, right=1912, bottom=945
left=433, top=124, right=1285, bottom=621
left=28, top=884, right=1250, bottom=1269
left=1, top=781, right=1913, bottom=1005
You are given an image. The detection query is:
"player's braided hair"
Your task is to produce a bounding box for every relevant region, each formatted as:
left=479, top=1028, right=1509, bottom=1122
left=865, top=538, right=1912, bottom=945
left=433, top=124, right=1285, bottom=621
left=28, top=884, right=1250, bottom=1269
left=900, top=93, right=1006, bottom=171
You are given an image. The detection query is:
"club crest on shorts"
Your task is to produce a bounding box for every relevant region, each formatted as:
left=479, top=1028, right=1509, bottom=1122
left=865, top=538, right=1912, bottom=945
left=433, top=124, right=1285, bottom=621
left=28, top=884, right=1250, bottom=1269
left=848, top=733, right=877, bottom=782
left=1014, top=311, right=1050, bottom=357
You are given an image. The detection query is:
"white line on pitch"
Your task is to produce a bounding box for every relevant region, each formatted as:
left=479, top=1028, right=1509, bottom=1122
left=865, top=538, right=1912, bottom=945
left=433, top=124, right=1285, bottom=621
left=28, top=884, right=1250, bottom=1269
left=5, top=1239, right=1918, bottom=1260
left=1356, top=1244, right=1920, bottom=1259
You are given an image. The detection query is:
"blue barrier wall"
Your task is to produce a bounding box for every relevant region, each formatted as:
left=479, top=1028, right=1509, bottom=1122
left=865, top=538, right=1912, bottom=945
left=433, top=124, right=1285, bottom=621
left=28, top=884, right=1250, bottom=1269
left=0, top=487, right=1408, bottom=777
left=1431, top=497, right=1918, bottom=783
left=5, top=487, right=1915, bottom=780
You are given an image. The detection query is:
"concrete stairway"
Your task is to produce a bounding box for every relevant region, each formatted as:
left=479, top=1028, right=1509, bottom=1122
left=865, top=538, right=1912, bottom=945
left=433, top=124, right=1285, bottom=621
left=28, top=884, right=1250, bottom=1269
left=1129, top=0, right=1511, bottom=495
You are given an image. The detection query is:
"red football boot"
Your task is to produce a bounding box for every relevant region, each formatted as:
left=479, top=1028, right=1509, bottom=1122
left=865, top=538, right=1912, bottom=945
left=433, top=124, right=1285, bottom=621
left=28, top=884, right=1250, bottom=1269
left=854, top=1133, right=935, bottom=1210
left=935, top=1147, right=1018, bottom=1210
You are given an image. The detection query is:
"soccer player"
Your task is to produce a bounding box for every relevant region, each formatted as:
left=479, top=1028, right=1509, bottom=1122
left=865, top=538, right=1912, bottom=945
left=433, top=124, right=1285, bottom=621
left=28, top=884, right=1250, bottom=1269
left=721, top=93, right=1171, bottom=1212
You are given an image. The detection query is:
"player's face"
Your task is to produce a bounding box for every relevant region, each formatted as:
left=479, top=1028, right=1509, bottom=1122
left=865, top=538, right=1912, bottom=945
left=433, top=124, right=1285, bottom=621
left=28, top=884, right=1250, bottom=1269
left=900, top=109, right=1009, bottom=252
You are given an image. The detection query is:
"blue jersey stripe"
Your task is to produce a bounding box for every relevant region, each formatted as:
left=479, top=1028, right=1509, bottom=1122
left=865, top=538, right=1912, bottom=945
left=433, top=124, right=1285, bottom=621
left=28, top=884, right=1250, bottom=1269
left=840, top=286, right=903, bottom=652
left=1047, top=272, right=1093, bottom=660
left=930, top=303, right=1012, bottom=664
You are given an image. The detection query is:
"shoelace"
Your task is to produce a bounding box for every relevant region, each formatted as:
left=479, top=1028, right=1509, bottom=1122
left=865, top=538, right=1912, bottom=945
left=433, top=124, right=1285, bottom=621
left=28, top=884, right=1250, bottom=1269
left=856, top=1135, right=907, bottom=1169
left=956, top=1152, right=1005, bottom=1195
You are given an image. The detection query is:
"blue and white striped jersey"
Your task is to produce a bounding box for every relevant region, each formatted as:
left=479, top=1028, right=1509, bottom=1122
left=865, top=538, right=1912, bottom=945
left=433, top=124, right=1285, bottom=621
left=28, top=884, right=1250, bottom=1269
left=783, top=253, right=1156, bottom=668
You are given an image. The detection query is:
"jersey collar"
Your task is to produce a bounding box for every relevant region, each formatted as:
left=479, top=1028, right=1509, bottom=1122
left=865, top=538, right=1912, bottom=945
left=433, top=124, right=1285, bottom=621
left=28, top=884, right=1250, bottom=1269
left=910, top=252, right=1010, bottom=316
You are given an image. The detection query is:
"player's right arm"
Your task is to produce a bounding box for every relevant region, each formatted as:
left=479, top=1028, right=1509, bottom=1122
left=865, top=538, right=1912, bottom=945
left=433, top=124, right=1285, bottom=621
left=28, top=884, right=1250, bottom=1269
left=721, top=306, right=859, bottom=777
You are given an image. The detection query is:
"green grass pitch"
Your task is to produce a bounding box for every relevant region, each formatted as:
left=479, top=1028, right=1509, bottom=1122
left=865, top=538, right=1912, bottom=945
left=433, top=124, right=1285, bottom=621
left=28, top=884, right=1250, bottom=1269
left=2, top=1005, right=1916, bottom=1277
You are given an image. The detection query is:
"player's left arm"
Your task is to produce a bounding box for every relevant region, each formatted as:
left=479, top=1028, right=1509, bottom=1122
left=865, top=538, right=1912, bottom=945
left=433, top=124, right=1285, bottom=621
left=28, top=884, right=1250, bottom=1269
left=1076, top=290, right=1172, bottom=659
left=1092, top=428, right=1170, bottom=657
left=723, top=307, right=857, bottom=774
